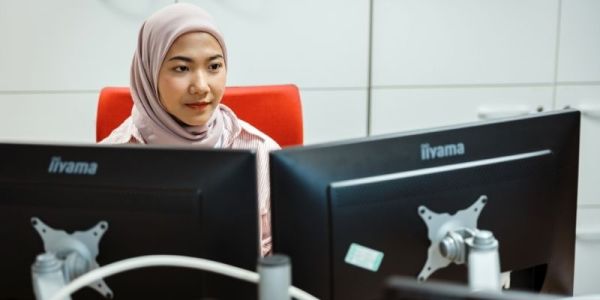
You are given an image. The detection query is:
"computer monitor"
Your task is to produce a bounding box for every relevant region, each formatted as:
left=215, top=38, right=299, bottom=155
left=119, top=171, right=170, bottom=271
left=381, top=276, right=562, bottom=300
left=0, top=143, right=260, bottom=299
left=270, top=110, right=579, bottom=300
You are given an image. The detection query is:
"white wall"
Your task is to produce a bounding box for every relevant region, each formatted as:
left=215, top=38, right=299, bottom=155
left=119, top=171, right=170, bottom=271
left=1, top=0, right=597, bottom=145
left=1, top=0, right=599, bottom=294
left=0, top=0, right=173, bottom=143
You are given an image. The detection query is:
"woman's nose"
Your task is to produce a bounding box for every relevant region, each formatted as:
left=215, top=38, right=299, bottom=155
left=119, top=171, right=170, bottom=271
left=189, top=72, right=209, bottom=95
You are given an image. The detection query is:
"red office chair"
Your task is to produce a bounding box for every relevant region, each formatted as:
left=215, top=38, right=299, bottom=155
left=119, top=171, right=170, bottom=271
left=96, top=84, right=303, bottom=147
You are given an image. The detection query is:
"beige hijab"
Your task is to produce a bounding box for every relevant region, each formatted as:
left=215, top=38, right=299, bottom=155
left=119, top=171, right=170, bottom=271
left=130, top=3, right=229, bottom=146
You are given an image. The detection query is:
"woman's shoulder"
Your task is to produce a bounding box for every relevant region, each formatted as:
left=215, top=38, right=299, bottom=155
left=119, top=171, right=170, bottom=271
left=234, top=120, right=281, bottom=151
left=98, top=117, right=144, bottom=145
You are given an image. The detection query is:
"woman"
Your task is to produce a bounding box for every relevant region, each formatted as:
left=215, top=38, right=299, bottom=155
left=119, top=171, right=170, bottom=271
left=101, top=3, right=280, bottom=256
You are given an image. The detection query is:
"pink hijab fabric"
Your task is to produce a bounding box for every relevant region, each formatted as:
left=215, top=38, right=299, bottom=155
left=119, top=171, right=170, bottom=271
left=131, top=3, right=228, bottom=146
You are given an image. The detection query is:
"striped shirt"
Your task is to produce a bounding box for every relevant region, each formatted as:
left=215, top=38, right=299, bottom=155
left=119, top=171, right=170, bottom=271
left=100, top=114, right=280, bottom=256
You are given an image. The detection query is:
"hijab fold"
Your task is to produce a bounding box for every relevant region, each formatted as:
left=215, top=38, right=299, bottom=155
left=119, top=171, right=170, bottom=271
left=130, top=3, right=229, bottom=146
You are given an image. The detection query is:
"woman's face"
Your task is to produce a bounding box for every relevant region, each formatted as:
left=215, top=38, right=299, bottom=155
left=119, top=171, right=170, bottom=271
left=158, top=32, right=226, bottom=126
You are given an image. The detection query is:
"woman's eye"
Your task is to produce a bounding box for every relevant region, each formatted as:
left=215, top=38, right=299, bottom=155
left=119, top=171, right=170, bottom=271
left=173, top=66, right=189, bottom=72
left=209, top=63, right=223, bottom=71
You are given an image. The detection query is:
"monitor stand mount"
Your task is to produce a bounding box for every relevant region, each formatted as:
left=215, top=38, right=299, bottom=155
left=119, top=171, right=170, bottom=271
left=30, top=217, right=113, bottom=300
left=417, top=195, right=501, bottom=292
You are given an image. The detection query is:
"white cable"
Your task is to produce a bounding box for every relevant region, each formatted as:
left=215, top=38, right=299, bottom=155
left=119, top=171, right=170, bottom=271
left=289, top=286, right=319, bottom=300
left=48, top=255, right=319, bottom=300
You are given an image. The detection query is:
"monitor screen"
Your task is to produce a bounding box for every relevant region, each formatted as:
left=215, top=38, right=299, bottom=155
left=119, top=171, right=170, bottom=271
left=0, top=143, right=260, bottom=299
left=381, top=276, right=561, bottom=300
left=270, top=110, right=579, bottom=300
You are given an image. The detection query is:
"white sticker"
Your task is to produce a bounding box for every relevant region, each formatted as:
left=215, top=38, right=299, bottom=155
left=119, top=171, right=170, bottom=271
left=344, top=243, right=384, bottom=272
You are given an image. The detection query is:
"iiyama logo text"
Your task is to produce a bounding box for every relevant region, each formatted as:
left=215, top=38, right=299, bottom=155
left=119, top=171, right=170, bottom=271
left=48, top=156, right=98, bottom=175
left=420, top=143, right=465, bottom=160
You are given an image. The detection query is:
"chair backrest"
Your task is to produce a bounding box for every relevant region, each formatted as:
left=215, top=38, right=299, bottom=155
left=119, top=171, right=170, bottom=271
left=96, top=84, right=303, bottom=147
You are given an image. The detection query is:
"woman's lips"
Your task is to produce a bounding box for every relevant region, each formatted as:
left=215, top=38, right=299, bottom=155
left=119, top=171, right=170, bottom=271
left=185, top=102, right=210, bottom=110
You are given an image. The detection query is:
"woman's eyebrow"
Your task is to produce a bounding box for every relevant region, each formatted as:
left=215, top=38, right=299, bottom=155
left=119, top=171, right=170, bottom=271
left=167, top=55, right=194, bottom=63
left=208, top=54, right=224, bottom=61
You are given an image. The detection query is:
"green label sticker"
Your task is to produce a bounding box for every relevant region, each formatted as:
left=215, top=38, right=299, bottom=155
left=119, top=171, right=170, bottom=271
left=344, top=243, right=384, bottom=272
